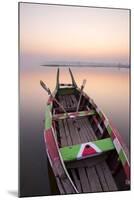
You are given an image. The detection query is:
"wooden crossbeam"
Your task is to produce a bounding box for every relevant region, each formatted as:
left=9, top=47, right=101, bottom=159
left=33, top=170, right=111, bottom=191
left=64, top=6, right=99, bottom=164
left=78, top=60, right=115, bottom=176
left=53, top=110, right=96, bottom=120
left=60, top=138, right=115, bottom=162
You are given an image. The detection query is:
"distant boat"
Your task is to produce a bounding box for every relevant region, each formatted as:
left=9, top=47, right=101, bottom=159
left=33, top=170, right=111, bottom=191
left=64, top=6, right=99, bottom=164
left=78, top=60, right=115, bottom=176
left=40, top=68, right=130, bottom=194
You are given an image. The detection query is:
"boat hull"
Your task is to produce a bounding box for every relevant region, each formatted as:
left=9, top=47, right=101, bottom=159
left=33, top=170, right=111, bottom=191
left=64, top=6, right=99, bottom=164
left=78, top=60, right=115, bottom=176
left=42, top=68, right=130, bottom=194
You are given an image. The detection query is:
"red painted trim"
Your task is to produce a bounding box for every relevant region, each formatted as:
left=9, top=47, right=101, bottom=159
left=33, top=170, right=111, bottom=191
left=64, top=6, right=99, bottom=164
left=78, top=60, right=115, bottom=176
left=93, top=116, right=98, bottom=125
left=45, top=128, right=59, bottom=164
left=47, top=97, right=53, bottom=104
left=101, top=114, right=105, bottom=121
left=82, top=147, right=96, bottom=156
left=111, top=131, right=116, bottom=140
left=124, top=161, right=130, bottom=180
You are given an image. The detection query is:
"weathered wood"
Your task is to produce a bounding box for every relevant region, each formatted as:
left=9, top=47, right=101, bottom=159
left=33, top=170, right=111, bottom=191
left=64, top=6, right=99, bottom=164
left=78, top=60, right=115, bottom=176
left=56, top=177, right=65, bottom=194
left=82, top=117, right=97, bottom=140
left=69, top=68, right=77, bottom=87
left=95, top=164, right=109, bottom=191
left=66, top=95, right=72, bottom=108
left=68, top=95, right=74, bottom=107
left=57, top=94, right=117, bottom=194
left=76, top=80, right=86, bottom=112
left=64, top=116, right=87, bottom=193
left=70, top=95, right=78, bottom=106
left=101, top=162, right=117, bottom=191
left=59, top=95, right=66, bottom=108
left=70, top=118, right=95, bottom=193
left=70, top=169, right=82, bottom=192
left=69, top=95, right=76, bottom=107
left=58, top=120, right=67, bottom=147
left=67, top=118, right=82, bottom=144
left=86, top=167, right=102, bottom=192
left=54, top=106, right=84, bottom=113
left=66, top=116, right=92, bottom=193
left=58, top=96, right=64, bottom=107
left=57, top=117, right=78, bottom=193
left=64, top=96, right=102, bottom=193
left=76, top=118, right=90, bottom=143
left=63, top=119, right=72, bottom=146
left=61, top=178, right=76, bottom=194
left=78, top=118, right=94, bottom=141
left=79, top=119, right=92, bottom=141
left=53, top=159, right=66, bottom=179
left=65, top=95, right=72, bottom=108
left=66, top=154, right=108, bottom=169
left=47, top=93, right=68, bottom=114
left=78, top=167, right=91, bottom=192
left=63, top=95, right=67, bottom=108
left=71, top=118, right=108, bottom=193
left=53, top=110, right=95, bottom=121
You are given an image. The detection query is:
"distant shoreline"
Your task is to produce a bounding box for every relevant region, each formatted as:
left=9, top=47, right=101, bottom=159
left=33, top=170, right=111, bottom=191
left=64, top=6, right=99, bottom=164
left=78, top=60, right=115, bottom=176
left=41, top=64, right=129, bottom=68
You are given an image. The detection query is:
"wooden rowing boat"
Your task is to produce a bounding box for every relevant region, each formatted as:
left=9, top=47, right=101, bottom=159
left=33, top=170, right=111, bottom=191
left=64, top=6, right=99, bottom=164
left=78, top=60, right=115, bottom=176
left=41, top=68, right=130, bottom=194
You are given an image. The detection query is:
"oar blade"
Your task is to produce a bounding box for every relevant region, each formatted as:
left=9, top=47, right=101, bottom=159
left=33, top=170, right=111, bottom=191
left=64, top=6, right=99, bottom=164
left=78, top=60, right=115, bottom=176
left=40, top=80, right=51, bottom=94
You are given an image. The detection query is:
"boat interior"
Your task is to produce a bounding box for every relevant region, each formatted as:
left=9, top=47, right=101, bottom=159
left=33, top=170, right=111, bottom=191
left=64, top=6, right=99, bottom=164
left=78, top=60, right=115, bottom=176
left=51, top=87, right=129, bottom=194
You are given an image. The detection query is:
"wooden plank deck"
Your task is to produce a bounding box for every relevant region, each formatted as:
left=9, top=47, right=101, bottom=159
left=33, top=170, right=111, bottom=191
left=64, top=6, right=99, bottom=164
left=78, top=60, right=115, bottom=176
left=57, top=94, right=117, bottom=193
left=70, top=168, right=82, bottom=192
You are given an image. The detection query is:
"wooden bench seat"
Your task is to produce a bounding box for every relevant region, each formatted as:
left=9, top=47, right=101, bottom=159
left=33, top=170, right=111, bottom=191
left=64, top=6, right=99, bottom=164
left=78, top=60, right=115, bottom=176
left=60, top=138, right=115, bottom=162
left=53, top=110, right=96, bottom=121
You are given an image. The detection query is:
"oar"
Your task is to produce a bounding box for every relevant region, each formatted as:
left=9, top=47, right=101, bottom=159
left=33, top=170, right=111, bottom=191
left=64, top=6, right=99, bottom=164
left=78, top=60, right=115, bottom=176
left=40, top=80, right=68, bottom=114
left=76, top=79, right=86, bottom=112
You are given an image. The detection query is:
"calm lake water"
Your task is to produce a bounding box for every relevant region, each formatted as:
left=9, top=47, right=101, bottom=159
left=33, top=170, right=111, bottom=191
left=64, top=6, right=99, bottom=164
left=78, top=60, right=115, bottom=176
left=19, top=66, right=130, bottom=197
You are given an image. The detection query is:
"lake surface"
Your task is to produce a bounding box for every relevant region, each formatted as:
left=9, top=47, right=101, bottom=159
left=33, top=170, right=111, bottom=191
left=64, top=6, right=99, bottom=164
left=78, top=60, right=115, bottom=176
left=19, top=66, right=130, bottom=197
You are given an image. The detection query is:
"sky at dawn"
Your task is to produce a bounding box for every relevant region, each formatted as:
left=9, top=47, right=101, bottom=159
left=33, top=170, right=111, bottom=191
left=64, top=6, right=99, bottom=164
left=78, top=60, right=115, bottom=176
left=20, top=3, right=130, bottom=65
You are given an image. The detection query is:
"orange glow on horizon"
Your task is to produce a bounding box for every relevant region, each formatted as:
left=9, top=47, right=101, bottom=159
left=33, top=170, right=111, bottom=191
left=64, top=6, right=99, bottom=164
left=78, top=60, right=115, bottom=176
left=20, top=3, right=129, bottom=64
